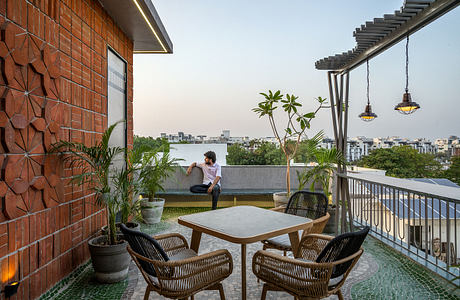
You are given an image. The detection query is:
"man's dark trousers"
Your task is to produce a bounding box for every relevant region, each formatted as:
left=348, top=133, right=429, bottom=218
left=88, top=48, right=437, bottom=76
left=190, top=183, right=220, bottom=210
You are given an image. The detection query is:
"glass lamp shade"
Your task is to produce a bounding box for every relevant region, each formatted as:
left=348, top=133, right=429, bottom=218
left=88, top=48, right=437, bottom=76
left=359, top=104, right=377, bottom=122
left=395, top=92, right=420, bottom=114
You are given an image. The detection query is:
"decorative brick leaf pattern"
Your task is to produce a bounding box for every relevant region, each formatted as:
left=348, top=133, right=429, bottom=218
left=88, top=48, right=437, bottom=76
left=0, top=1, right=134, bottom=298
left=0, top=21, right=62, bottom=219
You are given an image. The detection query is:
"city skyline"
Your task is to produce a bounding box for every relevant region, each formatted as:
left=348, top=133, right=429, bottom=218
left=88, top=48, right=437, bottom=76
left=143, top=129, right=458, bottom=142
left=133, top=1, right=460, bottom=140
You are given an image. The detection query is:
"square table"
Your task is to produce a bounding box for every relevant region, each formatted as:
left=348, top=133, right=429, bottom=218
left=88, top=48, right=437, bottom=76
left=178, top=205, right=312, bottom=300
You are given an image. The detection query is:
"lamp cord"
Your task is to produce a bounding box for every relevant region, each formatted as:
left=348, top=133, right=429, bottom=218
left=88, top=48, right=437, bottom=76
left=366, top=59, right=370, bottom=105
left=405, top=34, right=409, bottom=93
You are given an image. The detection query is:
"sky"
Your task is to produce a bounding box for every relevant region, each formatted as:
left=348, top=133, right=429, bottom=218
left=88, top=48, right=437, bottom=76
left=133, top=0, right=460, bottom=140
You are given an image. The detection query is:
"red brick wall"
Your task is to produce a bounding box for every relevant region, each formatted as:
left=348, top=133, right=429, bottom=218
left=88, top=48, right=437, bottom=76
left=0, top=0, right=134, bottom=299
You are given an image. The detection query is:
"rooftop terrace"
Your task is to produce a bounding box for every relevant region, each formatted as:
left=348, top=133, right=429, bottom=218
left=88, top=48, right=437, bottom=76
left=39, top=207, right=459, bottom=299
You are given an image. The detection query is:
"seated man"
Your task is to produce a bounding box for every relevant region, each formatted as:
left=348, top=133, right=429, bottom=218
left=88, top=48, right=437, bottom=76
left=186, top=151, right=221, bottom=210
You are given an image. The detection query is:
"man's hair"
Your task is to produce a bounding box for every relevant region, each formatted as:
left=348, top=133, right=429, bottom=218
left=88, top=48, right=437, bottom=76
left=204, top=151, right=216, bottom=163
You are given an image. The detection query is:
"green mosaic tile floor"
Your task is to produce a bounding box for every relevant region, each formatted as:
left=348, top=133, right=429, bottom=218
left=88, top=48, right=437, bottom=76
left=39, top=261, right=127, bottom=300
left=351, top=237, right=460, bottom=300
left=38, top=222, right=171, bottom=300
left=40, top=218, right=459, bottom=299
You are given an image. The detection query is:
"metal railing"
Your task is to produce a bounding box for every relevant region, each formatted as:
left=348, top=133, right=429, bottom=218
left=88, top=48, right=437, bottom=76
left=339, top=172, right=460, bottom=283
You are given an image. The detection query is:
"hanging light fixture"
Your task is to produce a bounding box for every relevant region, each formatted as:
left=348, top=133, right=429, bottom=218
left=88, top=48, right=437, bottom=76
left=359, top=59, right=377, bottom=121
left=395, top=34, right=420, bottom=114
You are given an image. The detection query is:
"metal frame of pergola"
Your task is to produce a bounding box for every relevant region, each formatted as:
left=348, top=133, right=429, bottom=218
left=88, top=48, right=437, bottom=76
left=315, top=0, right=460, bottom=234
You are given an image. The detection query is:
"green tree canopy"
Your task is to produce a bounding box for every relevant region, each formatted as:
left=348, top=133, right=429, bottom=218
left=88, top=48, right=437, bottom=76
left=356, top=145, right=442, bottom=178
left=133, top=135, right=169, bottom=152
left=443, top=156, right=460, bottom=185
left=227, top=141, right=284, bottom=165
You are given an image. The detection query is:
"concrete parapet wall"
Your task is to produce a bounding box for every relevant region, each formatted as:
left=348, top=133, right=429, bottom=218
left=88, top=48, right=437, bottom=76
left=162, top=165, right=315, bottom=191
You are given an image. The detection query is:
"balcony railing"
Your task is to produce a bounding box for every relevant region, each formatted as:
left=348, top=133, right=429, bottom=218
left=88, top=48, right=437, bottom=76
left=339, top=172, right=460, bottom=283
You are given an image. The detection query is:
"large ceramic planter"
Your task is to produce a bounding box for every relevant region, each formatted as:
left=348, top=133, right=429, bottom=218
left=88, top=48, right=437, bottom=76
left=88, top=235, right=130, bottom=283
left=323, top=206, right=339, bottom=234
left=273, top=192, right=289, bottom=207
left=140, top=198, right=165, bottom=224
left=101, top=222, right=140, bottom=236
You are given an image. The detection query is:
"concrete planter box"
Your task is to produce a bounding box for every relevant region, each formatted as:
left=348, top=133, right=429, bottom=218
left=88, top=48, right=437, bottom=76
left=88, top=235, right=130, bottom=283
left=324, top=206, right=339, bottom=234
left=273, top=192, right=289, bottom=207
left=140, top=198, right=165, bottom=224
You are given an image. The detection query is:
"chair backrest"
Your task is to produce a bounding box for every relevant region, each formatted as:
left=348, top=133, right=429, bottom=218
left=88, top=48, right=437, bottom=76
left=120, top=223, right=169, bottom=276
left=285, top=191, right=328, bottom=220
left=315, top=226, right=369, bottom=278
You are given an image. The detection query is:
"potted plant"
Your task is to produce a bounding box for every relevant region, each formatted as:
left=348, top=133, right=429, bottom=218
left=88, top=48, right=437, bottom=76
left=297, top=146, right=345, bottom=233
left=52, top=122, right=130, bottom=283
left=138, top=149, right=179, bottom=224
left=253, top=90, right=326, bottom=206
left=103, top=148, right=142, bottom=235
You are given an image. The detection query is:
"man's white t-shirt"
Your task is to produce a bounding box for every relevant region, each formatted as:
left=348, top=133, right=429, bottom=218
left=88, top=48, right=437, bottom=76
left=195, top=162, right=222, bottom=186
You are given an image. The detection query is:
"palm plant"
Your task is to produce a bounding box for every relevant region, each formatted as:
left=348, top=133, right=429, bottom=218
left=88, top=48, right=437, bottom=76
left=111, top=148, right=142, bottom=224
left=138, top=149, right=180, bottom=200
left=297, top=145, right=345, bottom=201
left=52, top=122, right=124, bottom=245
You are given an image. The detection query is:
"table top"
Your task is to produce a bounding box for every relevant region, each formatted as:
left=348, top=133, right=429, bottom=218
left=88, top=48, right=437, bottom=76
left=178, top=205, right=312, bottom=244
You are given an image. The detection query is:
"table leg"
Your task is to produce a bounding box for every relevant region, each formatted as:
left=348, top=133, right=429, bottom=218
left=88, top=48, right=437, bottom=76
left=241, top=244, right=247, bottom=300
left=190, top=230, right=202, bottom=253
left=288, top=231, right=300, bottom=257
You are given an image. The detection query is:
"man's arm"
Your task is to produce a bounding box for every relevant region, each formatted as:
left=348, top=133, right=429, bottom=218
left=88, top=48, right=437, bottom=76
left=207, top=176, right=221, bottom=193
left=186, top=162, right=197, bottom=175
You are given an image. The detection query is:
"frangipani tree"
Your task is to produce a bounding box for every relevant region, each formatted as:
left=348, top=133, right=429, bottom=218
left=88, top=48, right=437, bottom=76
left=253, top=90, right=327, bottom=195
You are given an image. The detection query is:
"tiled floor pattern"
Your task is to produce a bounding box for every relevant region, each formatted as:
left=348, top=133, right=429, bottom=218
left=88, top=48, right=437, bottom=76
left=40, top=220, right=460, bottom=300
left=351, top=237, right=460, bottom=300
left=39, top=261, right=128, bottom=300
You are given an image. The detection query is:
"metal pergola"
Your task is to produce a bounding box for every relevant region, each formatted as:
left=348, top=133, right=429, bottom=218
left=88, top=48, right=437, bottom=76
left=315, top=0, right=460, bottom=234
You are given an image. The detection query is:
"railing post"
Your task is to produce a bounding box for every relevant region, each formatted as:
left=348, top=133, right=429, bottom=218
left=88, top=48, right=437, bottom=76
left=446, top=199, right=451, bottom=267
left=408, top=192, right=411, bottom=253
left=380, top=185, right=384, bottom=237
left=393, top=188, right=396, bottom=243
left=424, top=195, right=428, bottom=260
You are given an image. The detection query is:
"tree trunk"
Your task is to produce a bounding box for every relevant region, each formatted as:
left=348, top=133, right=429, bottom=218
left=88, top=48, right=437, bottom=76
left=286, top=158, right=291, bottom=196
left=109, top=207, right=117, bottom=245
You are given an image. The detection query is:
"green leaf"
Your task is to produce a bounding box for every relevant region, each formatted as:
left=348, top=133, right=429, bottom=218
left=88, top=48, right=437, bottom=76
left=305, top=112, right=315, bottom=118
left=300, top=119, right=306, bottom=130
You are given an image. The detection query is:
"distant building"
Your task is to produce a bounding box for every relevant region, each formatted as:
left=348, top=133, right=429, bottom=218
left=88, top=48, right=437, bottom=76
left=435, top=136, right=460, bottom=156
left=169, top=144, right=228, bottom=166
left=162, top=132, right=196, bottom=143
left=322, top=136, right=440, bottom=162
left=222, top=130, right=230, bottom=139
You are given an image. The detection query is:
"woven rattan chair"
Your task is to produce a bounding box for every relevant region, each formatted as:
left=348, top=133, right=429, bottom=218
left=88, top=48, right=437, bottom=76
left=120, top=224, right=233, bottom=300
left=253, top=226, right=370, bottom=300
left=262, top=191, right=330, bottom=255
